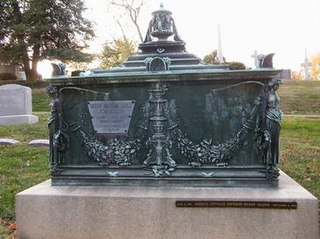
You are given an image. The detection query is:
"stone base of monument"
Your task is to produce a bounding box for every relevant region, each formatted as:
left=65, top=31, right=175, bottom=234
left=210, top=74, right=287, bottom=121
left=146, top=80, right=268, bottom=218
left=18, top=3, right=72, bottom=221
left=0, top=114, right=38, bottom=126
left=16, top=171, right=319, bottom=239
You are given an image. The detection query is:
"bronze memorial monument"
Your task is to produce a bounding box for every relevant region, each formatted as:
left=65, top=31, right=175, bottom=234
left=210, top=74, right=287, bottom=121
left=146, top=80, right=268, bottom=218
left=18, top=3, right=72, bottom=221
left=46, top=4, right=283, bottom=187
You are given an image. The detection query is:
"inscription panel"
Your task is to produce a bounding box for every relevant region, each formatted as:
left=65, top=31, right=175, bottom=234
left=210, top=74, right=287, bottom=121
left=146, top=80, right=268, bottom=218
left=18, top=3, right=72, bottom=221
left=176, top=200, right=297, bottom=209
left=88, top=100, right=135, bottom=134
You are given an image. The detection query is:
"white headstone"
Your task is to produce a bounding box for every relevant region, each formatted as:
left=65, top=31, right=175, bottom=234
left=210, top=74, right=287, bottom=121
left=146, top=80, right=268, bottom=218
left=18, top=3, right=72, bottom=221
left=0, top=84, right=38, bottom=126
left=28, top=139, right=49, bottom=147
left=0, top=138, right=20, bottom=145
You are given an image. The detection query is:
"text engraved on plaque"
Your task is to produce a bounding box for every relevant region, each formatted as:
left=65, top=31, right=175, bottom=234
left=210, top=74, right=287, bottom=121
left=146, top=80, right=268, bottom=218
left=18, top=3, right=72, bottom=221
left=176, top=201, right=297, bottom=209
left=88, top=100, right=135, bottom=134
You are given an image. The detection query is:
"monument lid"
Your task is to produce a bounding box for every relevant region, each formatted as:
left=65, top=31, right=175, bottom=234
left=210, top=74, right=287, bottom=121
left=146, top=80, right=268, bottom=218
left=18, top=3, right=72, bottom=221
left=47, top=4, right=281, bottom=83
left=92, top=4, right=229, bottom=76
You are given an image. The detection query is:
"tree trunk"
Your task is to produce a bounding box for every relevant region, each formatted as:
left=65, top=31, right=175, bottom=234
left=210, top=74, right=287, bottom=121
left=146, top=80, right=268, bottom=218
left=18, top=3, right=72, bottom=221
left=21, top=46, right=34, bottom=83
left=29, top=42, right=41, bottom=82
left=30, top=60, right=39, bottom=82
left=12, top=1, right=36, bottom=83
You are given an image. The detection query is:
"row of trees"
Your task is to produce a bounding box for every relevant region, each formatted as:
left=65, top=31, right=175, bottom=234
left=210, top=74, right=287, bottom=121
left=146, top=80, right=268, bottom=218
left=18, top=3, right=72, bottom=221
left=0, top=0, right=249, bottom=83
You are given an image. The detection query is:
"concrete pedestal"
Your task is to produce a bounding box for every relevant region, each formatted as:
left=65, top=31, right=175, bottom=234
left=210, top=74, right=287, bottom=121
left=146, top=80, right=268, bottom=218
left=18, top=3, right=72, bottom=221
left=16, top=172, right=319, bottom=239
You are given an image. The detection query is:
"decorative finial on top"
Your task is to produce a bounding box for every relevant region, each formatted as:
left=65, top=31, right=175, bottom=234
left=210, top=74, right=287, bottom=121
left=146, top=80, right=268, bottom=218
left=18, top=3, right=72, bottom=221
left=143, top=4, right=183, bottom=42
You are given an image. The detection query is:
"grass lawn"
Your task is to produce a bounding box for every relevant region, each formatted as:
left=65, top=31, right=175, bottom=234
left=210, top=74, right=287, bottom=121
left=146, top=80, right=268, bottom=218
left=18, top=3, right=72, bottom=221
left=32, top=88, right=50, bottom=112
left=0, top=80, right=319, bottom=237
left=0, top=113, right=50, bottom=219
left=0, top=113, right=50, bottom=238
left=280, top=116, right=320, bottom=198
left=278, top=80, right=320, bottom=115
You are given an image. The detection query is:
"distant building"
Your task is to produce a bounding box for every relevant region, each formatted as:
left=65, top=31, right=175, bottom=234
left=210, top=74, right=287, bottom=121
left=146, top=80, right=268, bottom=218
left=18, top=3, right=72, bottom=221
left=0, top=64, right=26, bottom=80
left=0, top=64, right=19, bottom=76
left=277, top=69, right=292, bottom=81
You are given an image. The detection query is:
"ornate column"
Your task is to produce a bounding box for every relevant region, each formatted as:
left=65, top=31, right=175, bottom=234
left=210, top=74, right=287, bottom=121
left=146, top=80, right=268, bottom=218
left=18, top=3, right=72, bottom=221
left=143, top=82, right=177, bottom=176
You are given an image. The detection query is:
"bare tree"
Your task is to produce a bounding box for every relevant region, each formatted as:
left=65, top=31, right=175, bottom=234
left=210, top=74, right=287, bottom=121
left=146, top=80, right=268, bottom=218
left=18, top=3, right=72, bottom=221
left=108, top=0, right=145, bottom=42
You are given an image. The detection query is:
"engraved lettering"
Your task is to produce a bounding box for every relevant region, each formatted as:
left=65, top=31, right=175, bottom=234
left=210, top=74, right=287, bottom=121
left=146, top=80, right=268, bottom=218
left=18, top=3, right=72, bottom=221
left=88, top=100, right=135, bottom=134
left=176, top=201, right=297, bottom=209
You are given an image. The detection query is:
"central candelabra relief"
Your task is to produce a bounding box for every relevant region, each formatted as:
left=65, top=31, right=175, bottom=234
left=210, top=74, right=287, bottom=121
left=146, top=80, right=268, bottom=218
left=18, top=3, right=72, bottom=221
left=141, top=82, right=178, bottom=176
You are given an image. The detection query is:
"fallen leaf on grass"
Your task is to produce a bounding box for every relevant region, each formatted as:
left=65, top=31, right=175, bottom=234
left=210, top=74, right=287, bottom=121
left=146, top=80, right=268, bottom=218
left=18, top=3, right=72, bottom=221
left=303, top=177, right=312, bottom=182
left=8, top=223, right=16, bottom=230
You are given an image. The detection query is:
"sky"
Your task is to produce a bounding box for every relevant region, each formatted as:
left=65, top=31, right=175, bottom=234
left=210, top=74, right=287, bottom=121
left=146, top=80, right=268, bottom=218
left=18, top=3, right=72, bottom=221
left=83, top=0, right=320, bottom=71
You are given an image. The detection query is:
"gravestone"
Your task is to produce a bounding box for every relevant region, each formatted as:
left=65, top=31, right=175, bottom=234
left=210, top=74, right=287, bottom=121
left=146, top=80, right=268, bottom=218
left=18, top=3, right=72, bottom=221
left=28, top=139, right=49, bottom=147
left=0, top=84, right=38, bottom=126
left=0, top=138, right=20, bottom=145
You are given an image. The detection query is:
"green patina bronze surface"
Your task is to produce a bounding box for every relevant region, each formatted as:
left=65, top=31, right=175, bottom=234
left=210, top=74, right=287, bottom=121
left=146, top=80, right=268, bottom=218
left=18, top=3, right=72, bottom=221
left=47, top=5, right=282, bottom=187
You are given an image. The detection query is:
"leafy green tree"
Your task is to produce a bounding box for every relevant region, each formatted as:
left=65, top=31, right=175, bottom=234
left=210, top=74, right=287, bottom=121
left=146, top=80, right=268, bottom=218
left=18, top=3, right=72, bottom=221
left=311, top=54, right=320, bottom=80
left=0, top=0, right=94, bottom=82
left=203, top=50, right=246, bottom=69
left=99, top=38, right=136, bottom=69
left=203, top=50, right=219, bottom=64
left=227, top=61, right=246, bottom=70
